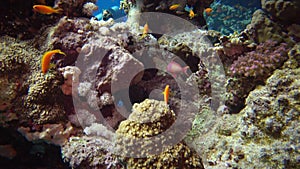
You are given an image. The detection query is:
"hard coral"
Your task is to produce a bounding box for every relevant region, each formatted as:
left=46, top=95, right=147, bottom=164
left=115, top=99, right=204, bottom=168
left=230, top=40, right=288, bottom=79
left=55, top=0, right=97, bottom=17
left=246, top=9, right=294, bottom=45
left=23, top=72, right=66, bottom=124
left=262, top=0, right=300, bottom=25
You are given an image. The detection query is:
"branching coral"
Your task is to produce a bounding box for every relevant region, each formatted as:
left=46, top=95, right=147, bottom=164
left=230, top=40, right=288, bottom=79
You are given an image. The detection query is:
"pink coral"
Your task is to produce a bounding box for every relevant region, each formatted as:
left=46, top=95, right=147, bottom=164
left=230, top=40, right=288, bottom=78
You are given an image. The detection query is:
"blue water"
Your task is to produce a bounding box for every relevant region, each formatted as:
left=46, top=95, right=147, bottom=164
left=93, top=0, right=120, bottom=16
left=93, top=0, right=127, bottom=21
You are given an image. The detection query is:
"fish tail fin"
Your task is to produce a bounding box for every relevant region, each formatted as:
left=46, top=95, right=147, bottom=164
left=59, top=51, right=66, bottom=56
left=55, top=8, right=63, bottom=14
left=183, top=66, right=190, bottom=76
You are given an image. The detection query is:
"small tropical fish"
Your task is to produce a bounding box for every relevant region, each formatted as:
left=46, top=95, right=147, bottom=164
left=189, top=9, right=195, bottom=19
left=163, top=85, right=170, bottom=104
left=204, top=8, right=213, bottom=16
left=140, top=22, right=149, bottom=39
left=169, top=4, right=180, bottom=10
left=41, top=49, right=66, bottom=74
left=33, top=5, right=63, bottom=15
left=143, top=23, right=149, bottom=35
left=166, top=60, right=189, bottom=78
left=184, top=5, right=193, bottom=12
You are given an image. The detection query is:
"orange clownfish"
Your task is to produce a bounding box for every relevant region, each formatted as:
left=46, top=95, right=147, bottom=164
left=169, top=4, right=180, bottom=10
left=163, top=85, right=170, bottom=104
left=33, top=5, right=63, bottom=15
left=41, top=49, right=66, bottom=74
left=204, top=8, right=213, bottom=16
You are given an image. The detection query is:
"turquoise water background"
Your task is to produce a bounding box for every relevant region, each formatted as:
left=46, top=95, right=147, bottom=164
left=93, top=0, right=120, bottom=16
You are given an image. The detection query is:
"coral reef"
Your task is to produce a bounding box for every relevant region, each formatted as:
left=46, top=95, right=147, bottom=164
left=262, top=0, right=300, bottom=25
left=189, top=67, right=300, bottom=169
left=116, top=99, right=204, bottom=168
left=1, top=0, right=299, bottom=168
left=62, top=135, right=123, bottom=169
left=18, top=122, right=75, bottom=146
left=205, top=0, right=260, bottom=35
left=246, top=9, right=294, bottom=45
left=141, top=0, right=214, bottom=27
left=22, top=72, right=66, bottom=124
left=63, top=99, right=204, bottom=168
left=225, top=40, right=289, bottom=112
left=230, top=40, right=288, bottom=78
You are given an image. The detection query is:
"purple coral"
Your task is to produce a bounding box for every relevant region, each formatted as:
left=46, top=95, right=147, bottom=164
left=230, top=40, right=288, bottom=78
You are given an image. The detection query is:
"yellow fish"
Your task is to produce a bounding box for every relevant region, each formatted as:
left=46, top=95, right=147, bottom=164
left=189, top=9, right=195, bottom=19
left=169, top=4, right=180, bottom=10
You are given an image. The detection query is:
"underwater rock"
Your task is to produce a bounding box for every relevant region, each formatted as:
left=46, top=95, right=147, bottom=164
left=115, top=99, right=204, bottom=168
left=50, top=16, right=95, bottom=66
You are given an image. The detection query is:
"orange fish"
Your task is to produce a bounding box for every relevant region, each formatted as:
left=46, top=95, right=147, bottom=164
left=143, top=23, right=149, bottom=35
left=167, top=60, right=189, bottom=78
left=169, top=4, right=180, bottom=10
left=189, top=9, right=195, bottom=19
left=140, top=22, right=149, bottom=39
left=33, top=5, right=63, bottom=15
left=163, top=85, right=170, bottom=104
left=41, top=49, right=65, bottom=74
left=204, top=8, right=213, bottom=16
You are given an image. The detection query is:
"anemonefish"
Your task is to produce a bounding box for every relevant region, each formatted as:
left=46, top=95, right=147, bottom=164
left=163, top=85, right=170, bottom=104
left=33, top=5, right=63, bottom=15
left=169, top=4, right=180, bottom=10
left=41, top=49, right=66, bottom=74
left=167, top=60, right=189, bottom=78
left=204, top=8, right=213, bottom=16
